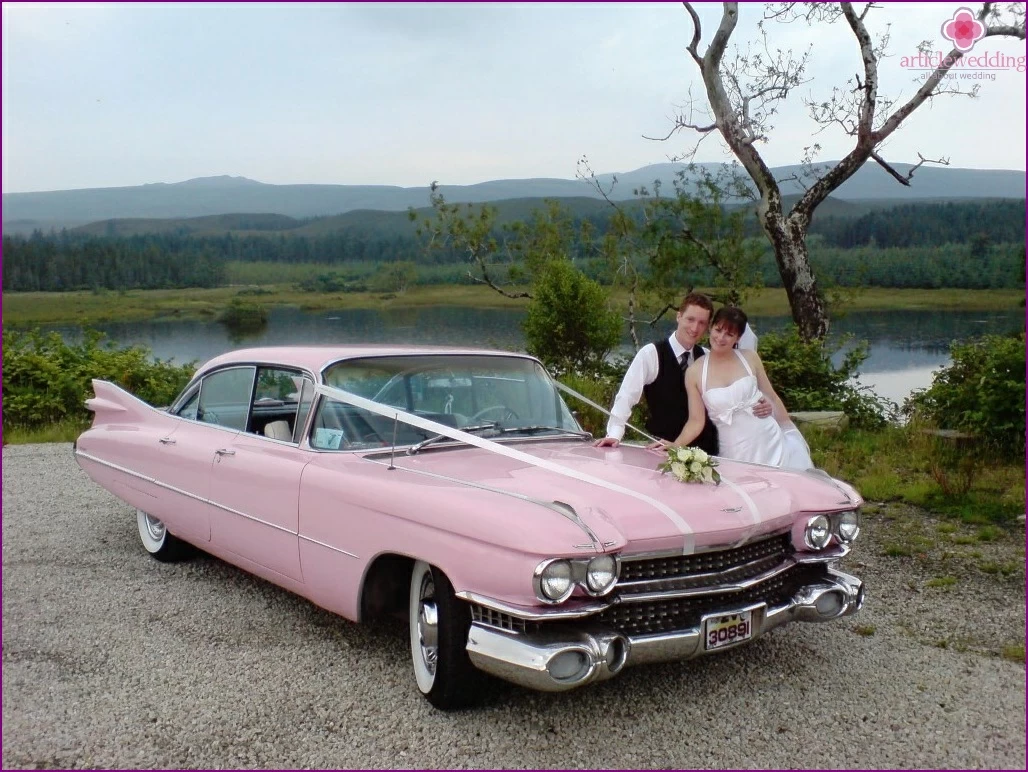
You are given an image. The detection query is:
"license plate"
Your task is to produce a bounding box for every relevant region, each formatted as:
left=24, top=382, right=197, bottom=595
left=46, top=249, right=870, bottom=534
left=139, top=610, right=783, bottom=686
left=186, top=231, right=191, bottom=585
left=704, top=611, right=753, bottom=651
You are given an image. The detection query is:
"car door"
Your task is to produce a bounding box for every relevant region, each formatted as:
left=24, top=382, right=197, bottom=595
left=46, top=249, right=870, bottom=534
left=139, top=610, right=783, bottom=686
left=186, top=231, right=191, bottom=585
left=207, top=367, right=315, bottom=583
left=150, top=365, right=258, bottom=543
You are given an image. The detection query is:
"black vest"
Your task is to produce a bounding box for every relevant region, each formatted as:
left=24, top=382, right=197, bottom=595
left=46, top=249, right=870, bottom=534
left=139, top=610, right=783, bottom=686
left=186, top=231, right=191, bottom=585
left=642, top=339, right=719, bottom=455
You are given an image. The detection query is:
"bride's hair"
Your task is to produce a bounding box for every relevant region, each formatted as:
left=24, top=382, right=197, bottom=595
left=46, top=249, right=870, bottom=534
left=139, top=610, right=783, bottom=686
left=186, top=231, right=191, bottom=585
left=711, top=306, right=748, bottom=338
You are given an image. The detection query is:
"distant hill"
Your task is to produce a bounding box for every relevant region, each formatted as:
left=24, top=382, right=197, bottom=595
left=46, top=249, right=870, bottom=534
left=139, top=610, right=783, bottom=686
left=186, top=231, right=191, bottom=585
left=3, top=162, right=1024, bottom=235
left=68, top=194, right=883, bottom=240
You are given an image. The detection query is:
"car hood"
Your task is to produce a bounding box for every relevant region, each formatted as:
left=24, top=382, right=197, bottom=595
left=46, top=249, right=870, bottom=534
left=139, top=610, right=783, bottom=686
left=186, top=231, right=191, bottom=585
left=383, top=440, right=861, bottom=554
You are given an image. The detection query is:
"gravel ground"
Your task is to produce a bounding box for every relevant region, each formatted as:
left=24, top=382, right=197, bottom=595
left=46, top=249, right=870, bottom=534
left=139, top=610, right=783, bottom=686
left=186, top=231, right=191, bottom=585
left=3, top=442, right=1025, bottom=769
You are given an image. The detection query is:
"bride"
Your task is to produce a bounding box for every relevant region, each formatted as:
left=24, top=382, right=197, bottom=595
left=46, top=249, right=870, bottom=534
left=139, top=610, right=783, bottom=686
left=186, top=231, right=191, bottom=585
left=669, top=306, right=813, bottom=470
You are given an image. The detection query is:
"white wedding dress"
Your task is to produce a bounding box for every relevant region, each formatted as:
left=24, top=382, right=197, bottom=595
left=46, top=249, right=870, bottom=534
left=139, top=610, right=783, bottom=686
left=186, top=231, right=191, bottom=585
left=701, top=350, right=814, bottom=470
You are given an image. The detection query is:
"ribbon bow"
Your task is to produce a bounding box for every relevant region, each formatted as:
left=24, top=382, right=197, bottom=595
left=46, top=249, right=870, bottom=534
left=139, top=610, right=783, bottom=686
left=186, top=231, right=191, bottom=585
left=710, top=389, right=762, bottom=426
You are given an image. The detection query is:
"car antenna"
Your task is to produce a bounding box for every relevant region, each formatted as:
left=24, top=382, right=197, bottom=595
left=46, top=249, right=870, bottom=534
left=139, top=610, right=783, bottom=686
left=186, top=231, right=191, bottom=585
left=388, top=413, right=399, bottom=470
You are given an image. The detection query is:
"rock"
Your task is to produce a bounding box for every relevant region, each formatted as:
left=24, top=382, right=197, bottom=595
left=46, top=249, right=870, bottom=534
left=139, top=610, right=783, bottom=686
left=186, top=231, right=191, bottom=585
left=789, top=410, right=849, bottom=431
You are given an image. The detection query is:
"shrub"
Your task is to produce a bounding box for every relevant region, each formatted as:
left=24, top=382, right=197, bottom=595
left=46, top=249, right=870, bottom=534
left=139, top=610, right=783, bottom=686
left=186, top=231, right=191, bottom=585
left=218, top=298, right=268, bottom=331
left=757, top=326, right=896, bottom=429
left=904, top=332, right=1025, bottom=457
left=369, top=261, right=418, bottom=294
left=555, top=354, right=649, bottom=438
left=523, top=260, right=622, bottom=373
left=2, top=330, right=196, bottom=430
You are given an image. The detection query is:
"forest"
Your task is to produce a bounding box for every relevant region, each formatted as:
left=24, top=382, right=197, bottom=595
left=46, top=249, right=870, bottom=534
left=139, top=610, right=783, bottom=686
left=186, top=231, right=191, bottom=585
left=2, top=198, right=1024, bottom=292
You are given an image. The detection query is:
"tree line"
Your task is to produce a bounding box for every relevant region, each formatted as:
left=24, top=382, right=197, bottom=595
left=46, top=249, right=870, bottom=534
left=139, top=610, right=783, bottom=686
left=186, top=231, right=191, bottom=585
left=2, top=199, right=1024, bottom=293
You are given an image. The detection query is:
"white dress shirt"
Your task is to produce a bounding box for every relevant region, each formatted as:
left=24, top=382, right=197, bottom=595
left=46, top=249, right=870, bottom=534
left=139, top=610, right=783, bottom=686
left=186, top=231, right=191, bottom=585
left=603, top=323, right=759, bottom=441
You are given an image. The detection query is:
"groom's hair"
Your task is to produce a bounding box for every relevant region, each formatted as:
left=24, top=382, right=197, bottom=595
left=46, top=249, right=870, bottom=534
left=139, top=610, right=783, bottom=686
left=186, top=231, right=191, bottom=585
left=711, top=306, right=748, bottom=337
left=679, top=292, right=714, bottom=315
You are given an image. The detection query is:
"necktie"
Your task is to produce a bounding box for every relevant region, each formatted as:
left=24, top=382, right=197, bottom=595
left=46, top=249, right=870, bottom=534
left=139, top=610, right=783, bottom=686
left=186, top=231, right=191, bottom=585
left=680, top=351, right=691, bottom=372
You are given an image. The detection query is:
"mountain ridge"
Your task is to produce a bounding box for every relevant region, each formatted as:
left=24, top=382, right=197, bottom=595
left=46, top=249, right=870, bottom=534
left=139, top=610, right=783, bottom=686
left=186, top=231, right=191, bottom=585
left=3, top=162, right=1024, bottom=235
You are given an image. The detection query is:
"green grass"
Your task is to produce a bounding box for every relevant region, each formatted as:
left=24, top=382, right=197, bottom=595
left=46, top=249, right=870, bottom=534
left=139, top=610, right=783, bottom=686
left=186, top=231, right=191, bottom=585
left=2, top=285, right=1022, bottom=327
left=976, top=526, right=1001, bottom=542
left=924, top=576, right=958, bottom=589
left=978, top=561, right=1020, bottom=576
left=1000, top=643, right=1026, bottom=663
left=853, top=624, right=877, bottom=636
left=884, top=544, right=913, bottom=557
left=808, top=426, right=1025, bottom=525
left=3, top=420, right=88, bottom=445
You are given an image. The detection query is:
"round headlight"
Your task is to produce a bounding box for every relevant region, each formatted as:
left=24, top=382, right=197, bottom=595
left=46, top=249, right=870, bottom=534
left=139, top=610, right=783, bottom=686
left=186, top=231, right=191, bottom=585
left=804, top=514, right=831, bottom=550
left=538, top=559, right=574, bottom=602
left=836, top=510, right=861, bottom=543
left=585, top=555, right=618, bottom=594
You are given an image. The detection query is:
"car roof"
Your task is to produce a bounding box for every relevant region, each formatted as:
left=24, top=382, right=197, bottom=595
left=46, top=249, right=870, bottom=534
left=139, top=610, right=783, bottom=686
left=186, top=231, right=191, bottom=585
left=197, top=344, right=534, bottom=377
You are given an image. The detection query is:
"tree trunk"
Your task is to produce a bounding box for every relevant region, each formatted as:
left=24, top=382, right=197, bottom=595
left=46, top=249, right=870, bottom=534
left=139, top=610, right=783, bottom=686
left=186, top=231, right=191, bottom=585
left=763, top=212, right=830, bottom=340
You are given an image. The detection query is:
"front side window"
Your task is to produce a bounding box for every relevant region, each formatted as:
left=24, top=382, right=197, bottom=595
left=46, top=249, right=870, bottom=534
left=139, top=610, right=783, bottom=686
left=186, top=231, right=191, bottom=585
left=196, top=367, right=256, bottom=431
left=313, top=355, right=579, bottom=450
left=176, top=389, right=200, bottom=420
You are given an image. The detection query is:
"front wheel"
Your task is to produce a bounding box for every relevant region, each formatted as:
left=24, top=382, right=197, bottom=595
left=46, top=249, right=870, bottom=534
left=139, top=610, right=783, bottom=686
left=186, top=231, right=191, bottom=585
left=409, top=560, right=484, bottom=710
left=136, top=509, right=190, bottom=562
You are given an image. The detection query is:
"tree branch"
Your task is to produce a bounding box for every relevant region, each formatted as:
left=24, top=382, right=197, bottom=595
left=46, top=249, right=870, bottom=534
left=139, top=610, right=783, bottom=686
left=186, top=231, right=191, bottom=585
left=682, top=2, right=703, bottom=64
left=870, top=152, right=949, bottom=186
left=466, top=268, right=531, bottom=300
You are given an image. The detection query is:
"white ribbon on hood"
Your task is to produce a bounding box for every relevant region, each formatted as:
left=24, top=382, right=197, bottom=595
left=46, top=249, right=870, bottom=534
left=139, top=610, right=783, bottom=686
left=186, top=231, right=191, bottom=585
left=315, top=383, right=696, bottom=555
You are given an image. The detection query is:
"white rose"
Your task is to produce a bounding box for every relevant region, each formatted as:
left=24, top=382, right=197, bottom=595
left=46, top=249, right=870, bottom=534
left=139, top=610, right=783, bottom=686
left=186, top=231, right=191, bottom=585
left=692, top=449, right=709, bottom=463
left=690, top=461, right=702, bottom=474
left=671, top=462, right=686, bottom=480
left=701, top=466, right=714, bottom=484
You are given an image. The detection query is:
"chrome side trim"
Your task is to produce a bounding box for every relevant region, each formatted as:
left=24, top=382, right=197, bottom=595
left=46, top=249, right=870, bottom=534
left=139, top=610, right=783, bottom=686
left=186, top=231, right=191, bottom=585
left=298, top=534, right=359, bottom=559
left=205, top=498, right=294, bottom=535
left=75, top=449, right=296, bottom=536
left=76, top=449, right=212, bottom=510
left=78, top=449, right=362, bottom=558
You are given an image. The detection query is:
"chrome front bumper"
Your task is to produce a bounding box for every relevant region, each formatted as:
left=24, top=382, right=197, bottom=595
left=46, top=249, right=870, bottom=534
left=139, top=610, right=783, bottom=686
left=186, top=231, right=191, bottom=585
left=465, top=567, right=864, bottom=692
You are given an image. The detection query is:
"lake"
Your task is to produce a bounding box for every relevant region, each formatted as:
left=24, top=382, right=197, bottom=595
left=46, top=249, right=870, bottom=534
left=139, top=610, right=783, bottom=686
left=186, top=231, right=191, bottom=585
left=44, top=306, right=1024, bottom=406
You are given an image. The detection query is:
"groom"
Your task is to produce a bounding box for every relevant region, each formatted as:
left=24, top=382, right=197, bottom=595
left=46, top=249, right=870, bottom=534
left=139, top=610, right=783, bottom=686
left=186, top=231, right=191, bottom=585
left=595, top=292, right=772, bottom=453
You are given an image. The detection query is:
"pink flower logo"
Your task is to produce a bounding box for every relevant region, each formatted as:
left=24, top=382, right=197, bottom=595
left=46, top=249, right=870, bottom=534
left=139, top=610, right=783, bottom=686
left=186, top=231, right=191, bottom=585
left=941, top=7, right=986, bottom=52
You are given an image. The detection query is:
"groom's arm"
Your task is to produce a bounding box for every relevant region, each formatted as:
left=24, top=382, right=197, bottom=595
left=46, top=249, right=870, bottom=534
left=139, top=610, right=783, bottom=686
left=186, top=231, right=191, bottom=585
left=597, top=345, right=658, bottom=446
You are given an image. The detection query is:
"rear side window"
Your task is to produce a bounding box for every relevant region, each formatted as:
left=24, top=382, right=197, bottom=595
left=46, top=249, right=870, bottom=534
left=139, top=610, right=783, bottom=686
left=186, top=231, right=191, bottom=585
left=248, top=367, right=313, bottom=442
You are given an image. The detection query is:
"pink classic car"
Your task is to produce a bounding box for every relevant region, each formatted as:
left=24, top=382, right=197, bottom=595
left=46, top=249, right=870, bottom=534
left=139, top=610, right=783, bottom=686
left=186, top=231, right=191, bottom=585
left=74, top=345, right=864, bottom=709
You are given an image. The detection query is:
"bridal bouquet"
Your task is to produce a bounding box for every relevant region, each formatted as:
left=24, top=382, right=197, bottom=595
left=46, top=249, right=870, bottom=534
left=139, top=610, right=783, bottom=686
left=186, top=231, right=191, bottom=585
left=658, top=446, right=721, bottom=485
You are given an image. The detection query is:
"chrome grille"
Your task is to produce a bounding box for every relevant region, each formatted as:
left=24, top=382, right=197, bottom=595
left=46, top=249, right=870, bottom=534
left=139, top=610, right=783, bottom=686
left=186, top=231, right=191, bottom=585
left=620, top=533, right=791, bottom=584
left=598, top=563, right=827, bottom=636
left=470, top=604, right=537, bottom=634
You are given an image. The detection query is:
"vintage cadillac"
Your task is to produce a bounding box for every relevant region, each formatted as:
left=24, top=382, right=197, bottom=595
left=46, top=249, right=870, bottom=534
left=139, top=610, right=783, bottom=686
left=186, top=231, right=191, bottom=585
left=74, top=345, right=865, bottom=709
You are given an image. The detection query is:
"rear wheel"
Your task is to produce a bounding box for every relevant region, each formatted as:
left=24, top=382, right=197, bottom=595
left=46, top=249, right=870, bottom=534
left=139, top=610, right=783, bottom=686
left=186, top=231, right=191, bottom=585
left=409, top=560, right=484, bottom=710
left=136, top=509, right=190, bottom=562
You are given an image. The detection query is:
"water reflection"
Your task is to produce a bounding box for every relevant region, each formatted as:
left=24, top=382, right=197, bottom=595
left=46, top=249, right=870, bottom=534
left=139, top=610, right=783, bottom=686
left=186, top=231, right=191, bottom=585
left=41, top=306, right=1023, bottom=405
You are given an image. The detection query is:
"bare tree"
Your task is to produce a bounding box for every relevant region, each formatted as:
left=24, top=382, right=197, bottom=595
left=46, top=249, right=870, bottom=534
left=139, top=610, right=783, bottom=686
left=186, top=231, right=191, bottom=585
left=674, top=2, right=1025, bottom=340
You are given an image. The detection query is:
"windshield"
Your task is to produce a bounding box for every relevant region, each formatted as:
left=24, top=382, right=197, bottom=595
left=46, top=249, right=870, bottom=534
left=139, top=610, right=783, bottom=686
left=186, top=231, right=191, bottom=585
left=312, top=354, right=581, bottom=450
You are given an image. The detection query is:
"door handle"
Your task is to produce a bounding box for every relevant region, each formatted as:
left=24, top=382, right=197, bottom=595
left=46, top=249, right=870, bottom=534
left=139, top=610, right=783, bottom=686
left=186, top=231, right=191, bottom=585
left=158, top=437, right=176, bottom=445
left=215, top=448, right=236, bottom=457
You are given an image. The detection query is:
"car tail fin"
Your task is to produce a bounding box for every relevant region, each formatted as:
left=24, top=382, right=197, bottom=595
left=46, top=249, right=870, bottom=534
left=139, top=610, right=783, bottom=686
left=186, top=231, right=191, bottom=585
left=85, top=379, right=161, bottom=425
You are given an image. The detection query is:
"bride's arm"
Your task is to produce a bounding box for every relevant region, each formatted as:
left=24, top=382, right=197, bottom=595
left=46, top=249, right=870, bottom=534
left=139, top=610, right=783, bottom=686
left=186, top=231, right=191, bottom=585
left=670, top=366, right=707, bottom=447
left=742, top=350, right=794, bottom=428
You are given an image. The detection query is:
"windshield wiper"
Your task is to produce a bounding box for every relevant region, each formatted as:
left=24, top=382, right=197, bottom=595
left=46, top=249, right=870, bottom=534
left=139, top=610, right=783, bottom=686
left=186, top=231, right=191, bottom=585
left=494, top=426, right=593, bottom=440
left=407, top=423, right=498, bottom=455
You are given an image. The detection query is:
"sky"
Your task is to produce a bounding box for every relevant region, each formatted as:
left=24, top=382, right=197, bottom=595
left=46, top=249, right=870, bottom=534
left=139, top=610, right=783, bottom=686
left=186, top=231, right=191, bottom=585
left=2, top=1, right=1026, bottom=193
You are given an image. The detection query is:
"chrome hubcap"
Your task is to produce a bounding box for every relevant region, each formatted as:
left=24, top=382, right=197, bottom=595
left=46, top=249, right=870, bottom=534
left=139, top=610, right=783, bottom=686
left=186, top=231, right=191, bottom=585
left=143, top=514, right=166, bottom=542
left=417, top=575, right=439, bottom=675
